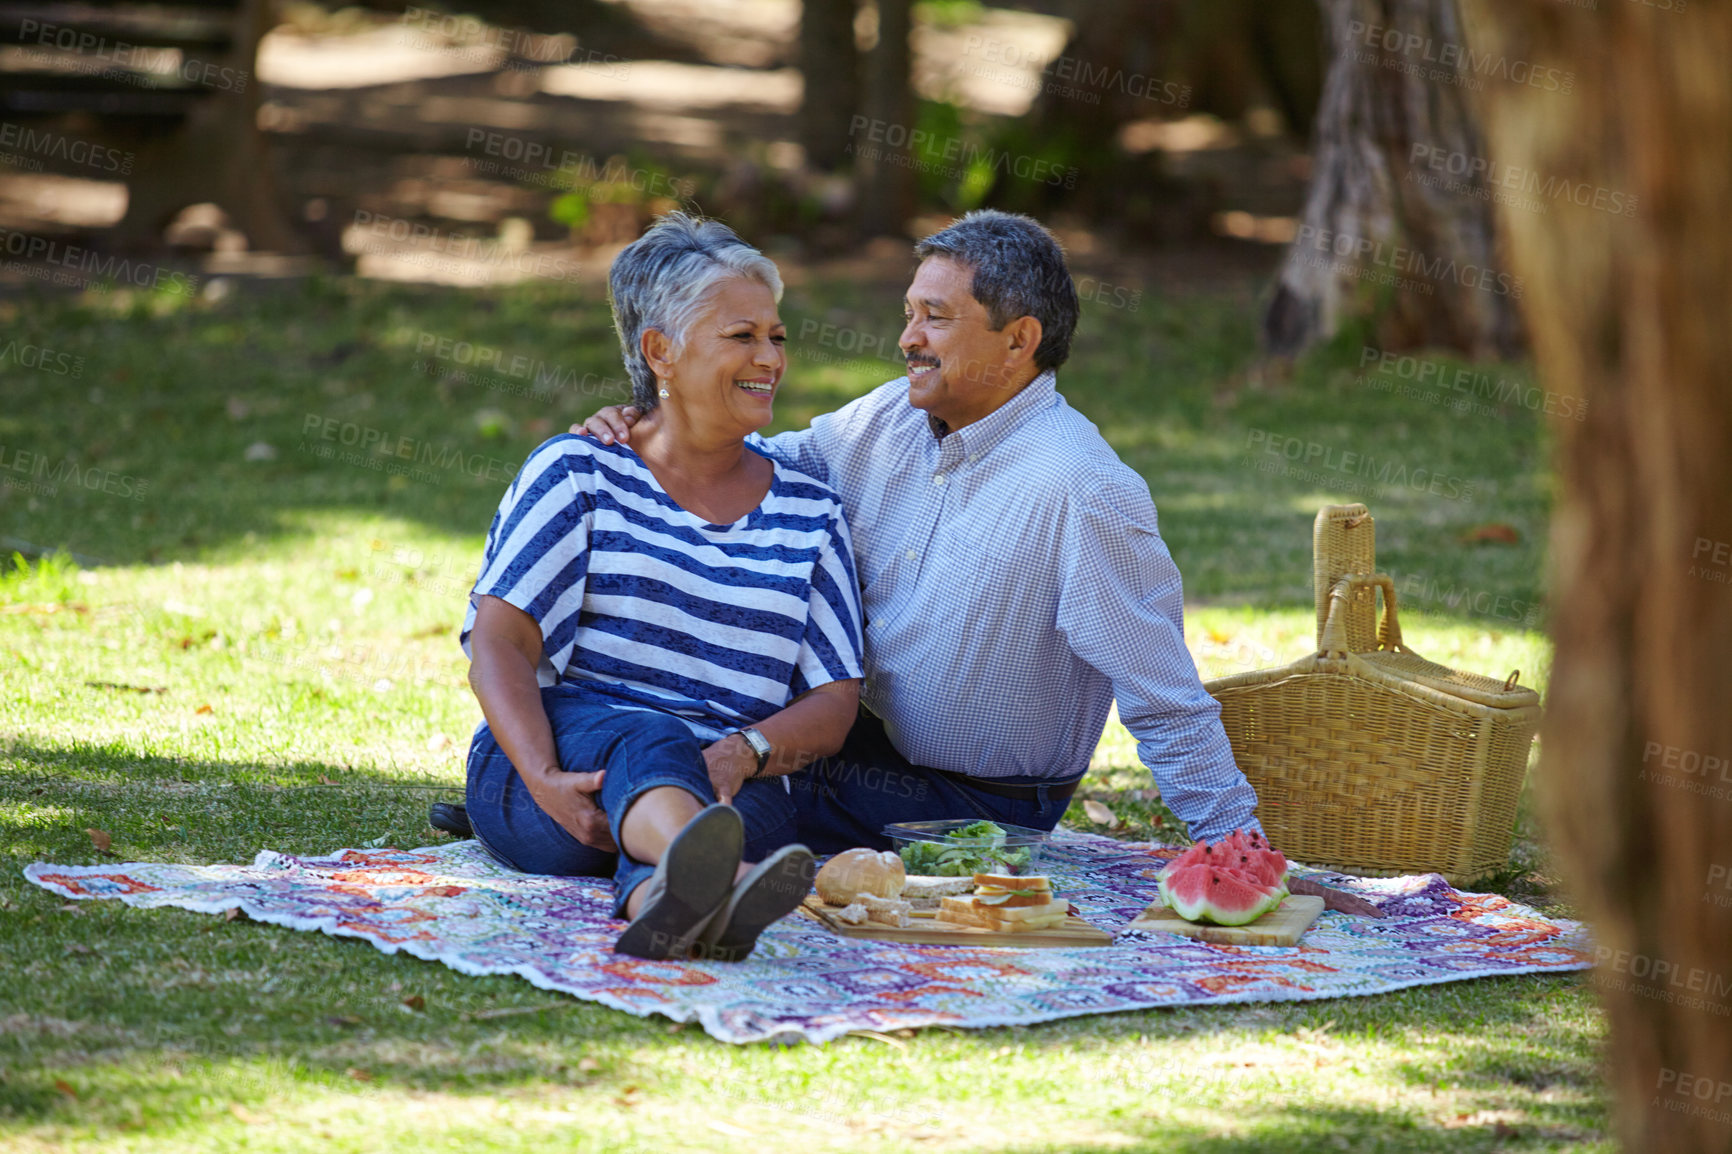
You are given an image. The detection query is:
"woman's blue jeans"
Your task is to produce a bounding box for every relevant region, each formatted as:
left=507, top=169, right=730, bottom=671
left=465, top=683, right=797, bottom=918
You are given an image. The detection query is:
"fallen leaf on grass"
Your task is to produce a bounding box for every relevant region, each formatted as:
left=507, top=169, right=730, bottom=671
left=577, top=1057, right=600, bottom=1073
left=344, top=1068, right=372, bottom=1082
left=461, top=1003, right=574, bottom=1021
left=1082, top=800, right=1119, bottom=828
left=318, top=774, right=334, bottom=786
left=53, top=1080, right=76, bottom=1098
left=84, top=828, right=112, bottom=853
left=229, top=1103, right=266, bottom=1125
left=401, top=995, right=425, bottom=1012
left=846, top=1029, right=908, bottom=1050
left=223, top=908, right=244, bottom=922
left=84, top=681, right=167, bottom=694
left=195, top=704, right=214, bottom=715
left=1459, top=523, right=1521, bottom=545
left=324, top=1015, right=362, bottom=1028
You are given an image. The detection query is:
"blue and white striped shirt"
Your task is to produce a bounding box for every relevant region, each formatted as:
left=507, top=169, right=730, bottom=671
left=753, top=371, right=1262, bottom=842
left=462, top=435, right=865, bottom=742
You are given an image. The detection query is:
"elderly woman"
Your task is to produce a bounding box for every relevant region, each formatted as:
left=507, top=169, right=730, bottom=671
left=457, top=212, right=864, bottom=961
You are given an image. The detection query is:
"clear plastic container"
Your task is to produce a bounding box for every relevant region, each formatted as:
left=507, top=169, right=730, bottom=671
left=883, top=819, right=1051, bottom=878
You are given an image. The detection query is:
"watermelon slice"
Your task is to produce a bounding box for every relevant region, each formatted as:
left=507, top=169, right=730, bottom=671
left=1160, top=867, right=1281, bottom=926
left=1216, top=829, right=1289, bottom=889
left=1156, top=830, right=1290, bottom=926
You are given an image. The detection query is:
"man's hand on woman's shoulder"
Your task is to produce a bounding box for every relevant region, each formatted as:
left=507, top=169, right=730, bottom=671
left=571, top=405, right=643, bottom=445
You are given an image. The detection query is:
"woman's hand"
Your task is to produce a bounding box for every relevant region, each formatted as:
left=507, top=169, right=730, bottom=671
left=708, top=681, right=860, bottom=805
left=468, top=596, right=619, bottom=853
left=571, top=404, right=643, bottom=446
left=703, top=733, right=758, bottom=806
left=521, top=765, right=618, bottom=852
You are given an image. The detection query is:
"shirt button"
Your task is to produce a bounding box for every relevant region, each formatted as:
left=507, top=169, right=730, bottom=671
left=969, top=454, right=979, bottom=463
left=905, top=549, right=917, bottom=561
left=932, top=474, right=946, bottom=485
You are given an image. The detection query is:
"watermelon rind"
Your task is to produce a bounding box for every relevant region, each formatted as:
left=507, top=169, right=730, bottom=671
left=1157, top=832, right=1289, bottom=925
left=1159, top=862, right=1282, bottom=925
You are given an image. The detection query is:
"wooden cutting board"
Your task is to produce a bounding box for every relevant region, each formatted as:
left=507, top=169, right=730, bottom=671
left=801, top=896, right=1113, bottom=948
left=1122, top=895, right=1325, bottom=946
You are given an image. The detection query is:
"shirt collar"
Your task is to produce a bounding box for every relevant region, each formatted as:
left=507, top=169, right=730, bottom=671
left=927, top=369, right=1057, bottom=460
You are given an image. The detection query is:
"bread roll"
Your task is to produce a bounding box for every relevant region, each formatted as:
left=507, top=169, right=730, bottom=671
left=815, top=848, right=906, bottom=905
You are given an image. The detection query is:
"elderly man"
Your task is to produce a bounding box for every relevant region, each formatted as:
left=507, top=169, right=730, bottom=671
left=461, top=209, right=1375, bottom=915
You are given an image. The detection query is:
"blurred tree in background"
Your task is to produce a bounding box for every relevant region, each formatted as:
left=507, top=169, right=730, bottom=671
left=1262, top=0, right=1520, bottom=360
left=799, top=0, right=860, bottom=171
left=0, top=0, right=1536, bottom=360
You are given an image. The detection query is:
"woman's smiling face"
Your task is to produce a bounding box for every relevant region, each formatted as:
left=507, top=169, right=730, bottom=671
left=662, top=276, right=786, bottom=438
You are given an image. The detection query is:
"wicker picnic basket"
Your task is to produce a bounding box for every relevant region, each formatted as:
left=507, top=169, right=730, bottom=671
left=1204, top=504, right=1542, bottom=884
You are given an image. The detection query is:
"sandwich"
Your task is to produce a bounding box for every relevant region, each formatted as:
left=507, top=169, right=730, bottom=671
left=900, top=874, right=976, bottom=910
left=857, top=892, right=913, bottom=928
left=935, top=873, right=1070, bottom=932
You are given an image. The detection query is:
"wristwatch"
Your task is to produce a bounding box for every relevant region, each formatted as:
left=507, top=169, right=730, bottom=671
left=734, top=727, right=773, bottom=777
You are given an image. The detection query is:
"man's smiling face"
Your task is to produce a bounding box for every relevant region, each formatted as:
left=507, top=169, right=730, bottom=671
left=899, top=256, right=1036, bottom=432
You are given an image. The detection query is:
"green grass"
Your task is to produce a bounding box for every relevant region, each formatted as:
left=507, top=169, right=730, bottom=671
left=0, top=275, right=1604, bottom=1152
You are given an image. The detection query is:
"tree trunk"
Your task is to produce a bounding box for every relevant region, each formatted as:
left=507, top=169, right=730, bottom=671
left=1028, top=0, right=1171, bottom=163
left=855, top=0, right=915, bottom=237
left=798, top=0, right=859, bottom=172
left=1262, top=0, right=1520, bottom=359
left=116, top=0, right=302, bottom=253
left=1456, top=3, right=1732, bottom=1150
left=1246, top=0, right=1325, bottom=141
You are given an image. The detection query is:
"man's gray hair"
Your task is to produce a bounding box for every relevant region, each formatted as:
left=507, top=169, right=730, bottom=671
left=609, top=211, right=784, bottom=411
left=913, top=210, right=1079, bottom=372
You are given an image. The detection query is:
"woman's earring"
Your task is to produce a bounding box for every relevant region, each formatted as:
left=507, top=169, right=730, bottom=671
left=658, top=387, right=670, bottom=399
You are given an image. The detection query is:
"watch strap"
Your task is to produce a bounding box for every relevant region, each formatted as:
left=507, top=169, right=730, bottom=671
left=736, top=727, right=773, bottom=776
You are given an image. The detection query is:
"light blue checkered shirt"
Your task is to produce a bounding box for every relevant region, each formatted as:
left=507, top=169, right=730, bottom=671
left=754, top=370, right=1262, bottom=842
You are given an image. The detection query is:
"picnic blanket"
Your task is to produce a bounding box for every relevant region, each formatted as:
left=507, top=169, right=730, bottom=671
left=25, top=831, right=1593, bottom=1044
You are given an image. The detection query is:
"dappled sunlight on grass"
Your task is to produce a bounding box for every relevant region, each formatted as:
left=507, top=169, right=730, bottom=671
left=0, top=274, right=1595, bottom=1153
left=0, top=984, right=1609, bottom=1152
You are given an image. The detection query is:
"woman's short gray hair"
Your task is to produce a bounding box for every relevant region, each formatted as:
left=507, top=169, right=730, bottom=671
left=608, top=212, right=784, bottom=411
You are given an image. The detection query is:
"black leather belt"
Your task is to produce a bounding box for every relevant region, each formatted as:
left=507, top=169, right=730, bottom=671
left=856, top=705, right=1082, bottom=805
left=930, top=768, right=1083, bottom=804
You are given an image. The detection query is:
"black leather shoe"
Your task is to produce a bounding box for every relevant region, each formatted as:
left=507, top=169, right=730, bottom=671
left=429, top=802, right=472, bottom=837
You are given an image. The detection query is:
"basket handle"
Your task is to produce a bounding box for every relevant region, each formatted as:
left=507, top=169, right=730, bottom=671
left=1318, top=573, right=1407, bottom=657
